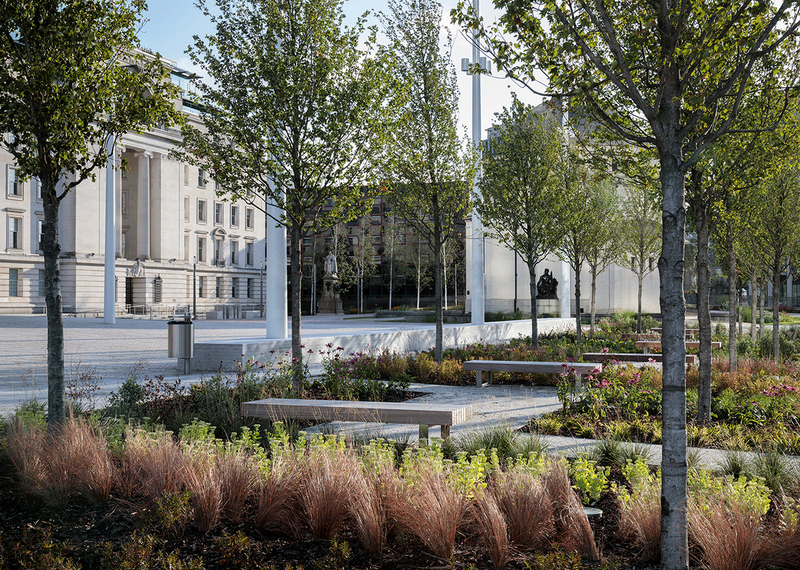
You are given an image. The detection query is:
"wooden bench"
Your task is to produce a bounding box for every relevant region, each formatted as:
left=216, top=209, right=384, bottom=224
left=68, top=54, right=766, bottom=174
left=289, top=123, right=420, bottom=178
left=635, top=340, right=721, bottom=353
left=584, top=352, right=698, bottom=365
left=461, top=360, right=602, bottom=388
left=241, top=398, right=474, bottom=440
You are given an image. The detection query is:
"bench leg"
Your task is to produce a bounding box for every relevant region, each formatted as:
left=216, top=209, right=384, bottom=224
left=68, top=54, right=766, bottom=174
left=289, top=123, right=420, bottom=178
left=419, top=424, right=429, bottom=444
left=440, top=425, right=450, bottom=439
left=476, top=370, right=482, bottom=387
left=487, top=371, right=493, bottom=385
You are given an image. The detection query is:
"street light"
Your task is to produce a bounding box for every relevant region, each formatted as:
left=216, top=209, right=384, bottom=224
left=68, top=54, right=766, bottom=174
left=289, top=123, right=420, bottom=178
left=193, top=255, right=197, bottom=319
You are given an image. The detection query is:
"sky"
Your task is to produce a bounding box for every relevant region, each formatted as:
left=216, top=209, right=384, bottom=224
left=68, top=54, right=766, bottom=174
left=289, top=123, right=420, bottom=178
left=138, top=0, right=544, bottom=138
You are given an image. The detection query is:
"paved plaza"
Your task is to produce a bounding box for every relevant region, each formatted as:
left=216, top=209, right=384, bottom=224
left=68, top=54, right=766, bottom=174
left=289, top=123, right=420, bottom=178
left=0, top=313, right=454, bottom=414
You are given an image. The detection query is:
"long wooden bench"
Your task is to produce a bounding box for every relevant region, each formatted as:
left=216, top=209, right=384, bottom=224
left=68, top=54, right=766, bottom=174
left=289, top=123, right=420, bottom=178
left=583, top=352, right=698, bottom=365
left=461, top=360, right=602, bottom=388
left=635, top=340, right=721, bottom=353
left=241, top=398, right=474, bottom=440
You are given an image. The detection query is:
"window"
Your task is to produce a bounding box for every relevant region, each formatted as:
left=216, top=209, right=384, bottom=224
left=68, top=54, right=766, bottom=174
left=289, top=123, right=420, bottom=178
left=197, top=236, right=206, bottom=262
left=184, top=234, right=190, bottom=261
left=8, top=217, right=21, bottom=250
left=8, top=268, right=20, bottom=297
left=121, top=192, right=127, bottom=216
left=198, top=168, right=206, bottom=187
left=231, top=277, right=239, bottom=299
left=214, top=202, right=223, bottom=225
left=245, top=242, right=253, bottom=266
left=215, top=277, right=221, bottom=298
left=184, top=197, right=189, bottom=222
left=371, top=215, right=381, bottom=225
left=121, top=232, right=127, bottom=257
left=230, top=205, right=239, bottom=227
left=214, top=238, right=223, bottom=265
left=231, top=240, right=239, bottom=265
left=184, top=165, right=189, bottom=185
left=38, top=269, right=45, bottom=297
left=198, top=276, right=205, bottom=298
left=7, top=167, right=22, bottom=197
left=34, top=177, right=41, bottom=201
left=37, top=220, right=43, bottom=252
left=245, top=208, right=254, bottom=230
left=197, top=199, right=207, bottom=223
left=247, top=278, right=254, bottom=299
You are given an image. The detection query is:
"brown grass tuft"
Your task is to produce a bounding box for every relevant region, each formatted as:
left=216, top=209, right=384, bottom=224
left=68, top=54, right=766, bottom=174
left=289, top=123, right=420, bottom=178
left=348, top=467, right=389, bottom=554
left=215, top=451, right=256, bottom=522
left=6, top=414, right=115, bottom=505
left=615, top=477, right=661, bottom=561
left=386, top=463, right=468, bottom=560
left=255, top=454, right=300, bottom=537
left=185, top=450, right=222, bottom=533
left=297, top=450, right=357, bottom=540
left=689, top=500, right=767, bottom=570
left=494, top=468, right=554, bottom=551
left=470, top=488, right=510, bottom=568
left=542, top=461, right=600, bottom=561
left=115, top=429, right=189, bottom=500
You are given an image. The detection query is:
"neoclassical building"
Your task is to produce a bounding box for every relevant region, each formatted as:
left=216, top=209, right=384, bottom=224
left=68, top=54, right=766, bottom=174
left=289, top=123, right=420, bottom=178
left=1, top=55, right=266, bottom=315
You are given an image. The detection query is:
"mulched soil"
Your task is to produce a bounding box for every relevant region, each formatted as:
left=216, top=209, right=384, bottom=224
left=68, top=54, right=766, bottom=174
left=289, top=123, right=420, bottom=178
left=0, top=457, right=660, bottom=570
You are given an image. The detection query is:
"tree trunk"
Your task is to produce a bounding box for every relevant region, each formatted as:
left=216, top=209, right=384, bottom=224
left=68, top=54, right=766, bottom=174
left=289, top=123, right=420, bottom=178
left=416, top=247, right=421, bottom=310
left=290, top=223, right=303, bottom=393
left=43, top=191, right=65, bottom=428
left=637, top=269, right=644, bottom=334
left=727, top=235, right=738, bottom=373
left=658, top=137, right=688, bottom=570
left=759, top=275, right=766, bottom=341
left=590, top=268, right=598, bottom=338
left=434, top=236, right=444, bottom=363
left=389, top=258, right=393, bottom=310
left=692, top=186, right=712, bottom=424
left=574, top=260, right=582, bottom=342
left=773, top=260, right=781, bottom=360
left=528, top=261, right=539, bottom=350
left=751, top=270, right=757, bottom=344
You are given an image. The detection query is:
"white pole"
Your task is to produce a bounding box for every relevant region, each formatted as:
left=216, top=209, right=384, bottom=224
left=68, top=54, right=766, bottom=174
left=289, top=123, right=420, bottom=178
left=266, top=198, right=288, bottom=339
left=558, top=98, right=571, bottom=319
left=103, top=135, right=116, bottom=324
left=470, top=0, right=485, bottom=325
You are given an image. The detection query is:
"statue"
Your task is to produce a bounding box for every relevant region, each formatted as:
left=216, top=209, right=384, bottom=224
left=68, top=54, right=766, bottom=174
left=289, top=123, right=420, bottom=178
left=324, top=251, right=338, bottom=276
left=536, top=269, right=558, bottom=298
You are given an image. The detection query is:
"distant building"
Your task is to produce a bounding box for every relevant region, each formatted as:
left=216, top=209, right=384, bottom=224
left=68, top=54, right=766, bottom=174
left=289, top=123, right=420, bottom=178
left=0, top=53, right=266, bottom=315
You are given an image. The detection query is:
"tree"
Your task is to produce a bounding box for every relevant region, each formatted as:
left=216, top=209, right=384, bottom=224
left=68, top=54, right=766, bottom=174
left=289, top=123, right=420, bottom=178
left=399, top=236, right=433, bottom=310
left=381, top=0, right=476, bottom=362
left=351, top=215, right=376, bottom=313
left=618, top=180, right=661, bottom=334
left=584, top=180, right=621, bottom=337
left=476, top=98, right=566, bottom=349
left=754, top=164, right=800, bottom=359
left=0, top=0, right=180, bottom=427
left=382, top=214, right=405, bottom=310
left=554, top=160, right=615, bottom=342
left=177, top=0, right=391, bottom=391
left=452, top=3, right=800, bottom=562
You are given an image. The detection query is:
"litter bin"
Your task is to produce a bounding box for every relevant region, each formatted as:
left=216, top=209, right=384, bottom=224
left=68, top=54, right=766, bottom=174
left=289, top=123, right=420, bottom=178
left=168, top=317, right=194, bottom=374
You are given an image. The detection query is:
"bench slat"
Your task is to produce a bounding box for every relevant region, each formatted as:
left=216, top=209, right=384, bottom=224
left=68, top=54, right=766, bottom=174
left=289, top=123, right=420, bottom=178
left=241, top=398, right=474, bottom=426
left=461, top=360, right=601, bottom=374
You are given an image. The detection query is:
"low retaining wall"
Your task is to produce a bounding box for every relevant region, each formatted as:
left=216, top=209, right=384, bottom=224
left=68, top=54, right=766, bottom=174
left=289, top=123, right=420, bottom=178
left=192, top=318, right=574, bottom=373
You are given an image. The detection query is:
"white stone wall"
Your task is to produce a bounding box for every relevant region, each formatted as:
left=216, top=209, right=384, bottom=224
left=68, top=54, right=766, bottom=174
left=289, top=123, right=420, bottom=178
left=466, top=216, right=662, bottom=318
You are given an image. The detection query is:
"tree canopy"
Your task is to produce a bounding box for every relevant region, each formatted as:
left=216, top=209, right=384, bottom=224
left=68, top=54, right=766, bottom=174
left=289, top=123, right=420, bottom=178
left=177, top=0, right=393, bottom=388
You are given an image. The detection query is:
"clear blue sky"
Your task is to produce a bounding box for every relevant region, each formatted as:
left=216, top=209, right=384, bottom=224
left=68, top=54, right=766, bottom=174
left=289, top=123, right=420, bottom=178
left=138, top=0, right=542, bottom=134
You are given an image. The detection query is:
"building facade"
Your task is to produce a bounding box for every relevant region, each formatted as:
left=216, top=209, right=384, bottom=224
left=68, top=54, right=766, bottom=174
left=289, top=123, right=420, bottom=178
left=0, top=56, right=266, bottom=316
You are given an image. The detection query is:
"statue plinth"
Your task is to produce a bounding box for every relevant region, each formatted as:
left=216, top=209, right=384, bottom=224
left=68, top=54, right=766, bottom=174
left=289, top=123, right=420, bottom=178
left=318, top=273, right=343, bottom=314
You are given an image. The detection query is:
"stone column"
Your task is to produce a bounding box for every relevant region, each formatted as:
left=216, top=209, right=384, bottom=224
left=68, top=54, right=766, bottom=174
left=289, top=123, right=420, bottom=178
left=136, top=151, right=153, bottom=260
